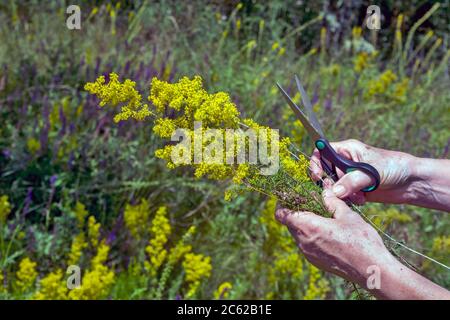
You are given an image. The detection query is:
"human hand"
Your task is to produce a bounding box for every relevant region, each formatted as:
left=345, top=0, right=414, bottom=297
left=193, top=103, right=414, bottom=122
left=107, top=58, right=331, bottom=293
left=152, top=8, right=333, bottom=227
left=309, top=139, right=416, bottom=205
left=275, top=184, right=450, bottom=299
left=275, top=184, right=393, bottom=288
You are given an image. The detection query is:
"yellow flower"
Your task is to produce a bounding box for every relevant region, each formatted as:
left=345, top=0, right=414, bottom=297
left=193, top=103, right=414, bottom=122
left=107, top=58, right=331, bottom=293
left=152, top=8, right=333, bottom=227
left=321, top=63, right=341, bottom=76
left=91, top=241, right=111, bottom=267
left=87, top=216, right=101, bottom=247
left=145, top=206, right=171, bottom=276
left=153, top=118, right=176, bottom=138
left=260, top=197, right=294, bottom=253
left=74, top=201, right=88, bottom=227
left=271, top=42, right=279, bottom=51
left=352, top=26, right=362, bottom=39
left=424, top=235, right=449, bottom=270
left=320, top=27, right=327, bottom=50
left=87, top=74, right=322, bottom=216
left=236, top=18, right=241, bottom=31
left=303, top=264, right=330, bottom=300
left=365, top=69, right=398, bottom=98
left=0, top=195, right=11, bottom=223
left=307, top=48, right=318, bottom=56
left=68, top=242, right=115, bottom=300
left=268, top=253, right=304, bottom=287
left=27, top=137, right=40, bottom=154
left=391, top=77, right=409, bottom=103
left=167, top=225, right=196, bottom=265
left=182, top=253, right=212, bottom=298
left=68, top=233, right=88, bottom=265
left=33, top=269, right=68, bottom=300
left=0, top=272, right=5, bottom=293
left=15, top=257, right=38, bottom=292
left=214, top=282, right=232, bottom=299
left=84, top=73, right=152, bottom=123
left=353, top=52, right=369, bottom=73
left=124, top=199, right=151, bottom=239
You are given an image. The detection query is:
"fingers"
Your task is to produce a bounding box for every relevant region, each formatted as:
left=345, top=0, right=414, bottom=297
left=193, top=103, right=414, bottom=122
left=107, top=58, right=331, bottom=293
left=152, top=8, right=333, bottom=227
left=322, top=189, right=351, bottom=219
left=332, top=170, right=374, bottom=199
left=275, top=207, right=327, bottom=230
left=322, top=186, right=361, bottom=220
left=309, top=141, right=356, bottom=181
left=309, top=148, right=322, bottom=181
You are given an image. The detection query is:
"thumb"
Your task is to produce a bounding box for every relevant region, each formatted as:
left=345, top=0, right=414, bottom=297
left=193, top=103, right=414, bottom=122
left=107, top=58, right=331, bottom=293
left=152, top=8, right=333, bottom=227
left=332, top=170, right=373, bottom=198
left=275, top=207, right=325, bottom=230
left=322, top=188, right=360, bottom=220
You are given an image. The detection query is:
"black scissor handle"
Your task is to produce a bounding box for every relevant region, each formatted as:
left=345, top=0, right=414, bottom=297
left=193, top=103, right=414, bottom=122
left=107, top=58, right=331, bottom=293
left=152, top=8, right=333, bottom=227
left=315, top=138, right=380, bottom=192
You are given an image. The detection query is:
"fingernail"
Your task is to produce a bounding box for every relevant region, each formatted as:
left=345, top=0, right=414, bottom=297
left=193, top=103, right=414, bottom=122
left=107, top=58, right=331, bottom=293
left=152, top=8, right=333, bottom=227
left=332, top=184, right=346, bottom=197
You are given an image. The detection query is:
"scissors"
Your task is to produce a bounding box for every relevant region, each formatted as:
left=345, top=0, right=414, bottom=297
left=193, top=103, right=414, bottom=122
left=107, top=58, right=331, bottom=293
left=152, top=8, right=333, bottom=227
left=276, top=75, right=380, bottom=193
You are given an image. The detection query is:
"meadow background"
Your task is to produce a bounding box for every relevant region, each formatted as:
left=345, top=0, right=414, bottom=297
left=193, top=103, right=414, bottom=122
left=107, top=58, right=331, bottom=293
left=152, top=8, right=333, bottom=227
left=0, top=0, right=449, bottom=299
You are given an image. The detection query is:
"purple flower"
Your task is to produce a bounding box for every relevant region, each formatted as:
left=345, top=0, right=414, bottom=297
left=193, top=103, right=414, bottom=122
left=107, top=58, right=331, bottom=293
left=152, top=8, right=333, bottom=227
left=2, top=149, right=11, bottom=158
left=324, top=97, right=332, bottom=112
left=50, top=174, right=58, bottom=187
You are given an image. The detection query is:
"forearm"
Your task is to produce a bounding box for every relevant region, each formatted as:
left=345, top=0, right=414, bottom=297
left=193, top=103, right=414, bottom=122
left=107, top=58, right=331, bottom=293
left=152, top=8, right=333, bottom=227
left=362, top=254, right=450, bottom=300
left=406, top=157, right=450, bottom=211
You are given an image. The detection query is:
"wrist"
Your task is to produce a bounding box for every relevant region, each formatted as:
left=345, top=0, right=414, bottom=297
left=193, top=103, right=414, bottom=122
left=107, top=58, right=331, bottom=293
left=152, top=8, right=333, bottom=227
left=355, top=250, right=415, bottom=299
left=404, top=156, right=450, bottom=210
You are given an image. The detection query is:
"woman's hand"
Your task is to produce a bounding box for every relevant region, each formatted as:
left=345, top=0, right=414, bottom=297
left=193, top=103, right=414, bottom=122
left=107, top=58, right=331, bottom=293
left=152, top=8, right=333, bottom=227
left=309, top=139, right=416, bottom=205
left=275, top=185, right=450, bottom=299
left=309, top=139, right=450, bottom=211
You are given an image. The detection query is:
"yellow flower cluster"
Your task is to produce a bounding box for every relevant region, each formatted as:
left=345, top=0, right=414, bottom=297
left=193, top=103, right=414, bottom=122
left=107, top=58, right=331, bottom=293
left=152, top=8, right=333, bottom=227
left=68, top=233, right=88, bottom=265
left=431, top=236, right=450, bottom=254
left=392, top=77, right=409, bottom=103
left=0, top=272, right=4, bottom=293
left=279, top=138, right=309, bottom=183
left=124, top=199, right=151, bottom=239
left=260, top=197, right=330, bottom=299
left=303, top=264, right=330, bottom=300
left=149, top=76, right=240, bottom=129
left=366, top=69, right=397, bottom=98
left=26, top=137, right=40, bottom=155
left=68, top=242, right=115, bottom=300
left=352, top=26, right=362, bottom=39
left=353, top=52, right=370, bottom=73
left=260, top=197, right=293, bottom=253
left=84, top=73, right=152, bottom=123
left=15, top=257, right=38, bottom=292
left=424, top=235, right=450, bottom=271
left=87, top=216, right=101, bottom=247
left=74, top=201, right=88, bottom=227
left=86, top=75, right=312, bottom=203
left=182, top=253, right=212, bottom=298
left=33, top=269, right=68, bottom=300
left=145, top=206, right=171, bottom=276
left=267, top=253, right=304, bottom=288
left=214, top=282, right=233, bottom=299
left=167, top=226, right=196, bottom=265
left=0, top=195, right=11, bottom=223
left=321, top=64, right=341, bottom=76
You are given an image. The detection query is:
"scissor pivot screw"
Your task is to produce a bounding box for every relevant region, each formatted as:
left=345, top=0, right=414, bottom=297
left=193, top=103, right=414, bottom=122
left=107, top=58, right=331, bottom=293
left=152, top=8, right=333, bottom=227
left=316, top=140, right=325, bottom=150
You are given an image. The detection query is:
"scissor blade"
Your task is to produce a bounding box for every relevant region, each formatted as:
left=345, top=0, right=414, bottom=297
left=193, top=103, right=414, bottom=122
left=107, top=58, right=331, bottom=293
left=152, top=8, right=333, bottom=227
left=294, top=75, right=325, bottom=138
left=276, top=83, right=322, bottom=142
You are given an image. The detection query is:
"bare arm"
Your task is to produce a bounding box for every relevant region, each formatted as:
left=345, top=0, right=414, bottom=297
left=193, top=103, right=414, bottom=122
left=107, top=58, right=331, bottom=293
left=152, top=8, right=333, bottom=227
left=309, top=139, right=450, bottom=212
left=407, top=158, right=450, bottom=211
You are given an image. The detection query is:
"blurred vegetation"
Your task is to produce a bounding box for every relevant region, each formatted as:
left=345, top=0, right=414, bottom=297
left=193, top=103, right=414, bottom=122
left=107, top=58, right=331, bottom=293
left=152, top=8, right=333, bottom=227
left=0, top=0, right=449, bottom=299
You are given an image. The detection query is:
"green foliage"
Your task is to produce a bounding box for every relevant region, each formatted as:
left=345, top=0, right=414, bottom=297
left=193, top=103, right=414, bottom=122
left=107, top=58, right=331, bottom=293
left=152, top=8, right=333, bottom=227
left=0, top=1, right=448, bottom=299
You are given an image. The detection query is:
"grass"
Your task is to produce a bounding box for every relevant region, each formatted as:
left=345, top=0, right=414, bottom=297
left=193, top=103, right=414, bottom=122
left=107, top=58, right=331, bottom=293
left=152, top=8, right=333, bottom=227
left=0, top=1, right=449, bottom=299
